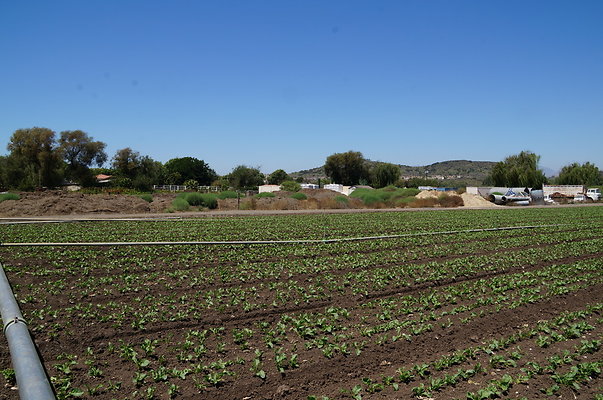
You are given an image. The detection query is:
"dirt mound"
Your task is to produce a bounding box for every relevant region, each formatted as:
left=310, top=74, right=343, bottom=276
left=460, top=192, right=499, bottom=207
left=416, top=190, right=441, bottom=199
left=0, top=191, right=176, bottom=217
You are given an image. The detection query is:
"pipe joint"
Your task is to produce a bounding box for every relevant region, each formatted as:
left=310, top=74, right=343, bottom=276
left=3, top=316, right=27, bottom=335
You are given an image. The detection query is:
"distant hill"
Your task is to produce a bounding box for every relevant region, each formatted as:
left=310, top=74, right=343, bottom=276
left=290, top=160, right=497, bottom=186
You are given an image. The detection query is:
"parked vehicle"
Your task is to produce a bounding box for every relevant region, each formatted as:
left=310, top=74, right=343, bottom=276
left=586, top=188, right=601, bottom=201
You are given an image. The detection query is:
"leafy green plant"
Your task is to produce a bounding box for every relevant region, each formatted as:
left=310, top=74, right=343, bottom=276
left=217, top=190, right=238, bottom=199
left=335, top=195, right=349, bottom=204
left=139, top=193, right=153, bottom=202
left=171, top=197, right=190, bottom=211
left=291, top=192, right=307, bottom=200
left=0, top=193, right=20, bottom=202
left=0, top=369, right=15, bottom=386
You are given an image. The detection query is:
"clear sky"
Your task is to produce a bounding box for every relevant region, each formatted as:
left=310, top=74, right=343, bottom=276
left=1, top=0, right=602, bottom=175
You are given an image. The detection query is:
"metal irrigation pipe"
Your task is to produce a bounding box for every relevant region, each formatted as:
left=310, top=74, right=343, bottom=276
left=0, top=224, right=569, bottom=247
left=0, top=264, right=56, bottom=400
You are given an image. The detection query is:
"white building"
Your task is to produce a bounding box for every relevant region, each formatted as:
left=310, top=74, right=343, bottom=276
left=300, top=183, right=319, bottom=190
left=324, top=184, right=343, bottom=193
left=258, top=185, right=281, bottom=194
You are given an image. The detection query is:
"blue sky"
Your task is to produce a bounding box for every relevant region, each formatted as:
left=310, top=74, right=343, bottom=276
left=1, top=1, right=602, bottom=175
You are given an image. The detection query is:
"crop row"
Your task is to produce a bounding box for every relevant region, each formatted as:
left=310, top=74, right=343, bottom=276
left=0, top=206, right=601, bottom=399
left=1, top=207, right=600, bottom=244
left=6, top=237, right=602, bottom=331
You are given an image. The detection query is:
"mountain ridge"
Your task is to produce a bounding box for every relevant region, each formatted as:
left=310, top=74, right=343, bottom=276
left=290, top=159, right=498, bottom=186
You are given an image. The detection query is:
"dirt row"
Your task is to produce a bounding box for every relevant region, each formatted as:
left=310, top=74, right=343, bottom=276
left=1, top=245, right=601, bottom=399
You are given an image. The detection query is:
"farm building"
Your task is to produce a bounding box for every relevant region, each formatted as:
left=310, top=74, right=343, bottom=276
left=258, top=185, right=281, bottom=194
left=300, top=183, right=319, bottom=189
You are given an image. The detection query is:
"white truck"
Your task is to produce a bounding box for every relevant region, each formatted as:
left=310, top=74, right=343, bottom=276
left=543, top=185, right=600, bottom=203
left=586, top=188, right=601, bottom=201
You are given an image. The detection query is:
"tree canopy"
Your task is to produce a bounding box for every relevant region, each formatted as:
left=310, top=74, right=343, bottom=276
left=1, top=127, right=225, bottom=192
left=164, top=157, right=217, bottom=186
left=324, top=151, right=369, bottom=186
left=110, top=148, right=167, bottom=191
left=6, top=127, right=63, bottom=189
left=487, top=151, right=547, bottom=189
left=371, top=162, right=400, bottom=188
left=112, top=148, right=142, bottom=179
left=556, top=162, right=601, bottom=186
left=58, top=130, right=107, bottom=185
left=228, top=165, right=264, bottom=190
left=267, top=169, right=290, bottom=185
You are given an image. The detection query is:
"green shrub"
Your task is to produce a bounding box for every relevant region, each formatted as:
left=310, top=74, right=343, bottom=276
left=139, top=194, right=153, bottom=203
left=132, top=176, right=153, bottom=192
left=351, top=187, right=420, bottom=207
left=290, top=192, right=307, bottom=200
left=335, top=195, right=349, bottom=204
left=397, top=188, right=420, bottom=197
left=198, top=193, right=218, bottom=209
left=350, top=188, right=384, bottom=205
left=217, top=191, right=238, bottom=199
left=183, top=192, right=203, bottom=206
left=255, top=192, right=276, bottom=198
left=183, top=192, right=218, bottom=209
left=0, top=193, right=20, bottom=202
left=111, top=176, right=132, bottom=189
left=172, top=197, right=190, bottom=211
left=280, top=180, right=301, bottom=192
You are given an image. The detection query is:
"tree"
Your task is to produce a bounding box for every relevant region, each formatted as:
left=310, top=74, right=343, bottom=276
left=0, top=156, right=8, bottom=190
left=164, top=157, right=217, bottom=186
left=58, top=130, right=107, bottom=185
left=110, top=148, right=165, bottom=190
left=487, top=151, right=547, bottom=189
left=556, top=162, right=601, bottom=186
left=133, top=156, right=164, bottom=191
left=7, top=127, right=63, bottom=189
left=371, top=163, right=400, bottom=188
left=324, top=151, right=369, bottom=186
left=112, top=148, right=141, bottom=179
left=404, top=177, right=439, bottom=188
left=227, top=165, right=265, bottom=190
left=280, top=180, right=301, bottom=192
left=267, top=169, right=290, bottom=185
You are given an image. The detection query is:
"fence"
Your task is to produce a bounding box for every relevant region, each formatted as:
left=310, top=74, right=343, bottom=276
left=153, top=185, right=220, bottom=193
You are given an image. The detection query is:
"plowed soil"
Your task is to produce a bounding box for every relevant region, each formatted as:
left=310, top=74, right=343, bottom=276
left=0, top=211, right=601, bottom=399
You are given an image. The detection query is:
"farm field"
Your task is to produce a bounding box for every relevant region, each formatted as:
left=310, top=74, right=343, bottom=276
left=0, top=206, right=602, bottom=399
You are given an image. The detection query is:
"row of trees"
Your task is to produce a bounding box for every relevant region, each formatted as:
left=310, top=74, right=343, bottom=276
left=1, top=128, right=600, bottom=192
left=0, top=127, right=301, bottom=191
left=485, top=151, right=602, bottom=188
left=323, top=150, right=602, bottom=189
left=0, top=127, right=220, bottom=191
left=1, top=128, right=107, bottom=190
left=324, top=151, right=401, bottom=187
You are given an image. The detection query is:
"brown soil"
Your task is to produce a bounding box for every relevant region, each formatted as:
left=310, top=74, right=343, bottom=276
left=0, top=218, right=601, bottom=399
left=2, top=190, right=598, bottom=219
left=0, top=191, right=177, bottom=217
left=0, top=189, right=367, bottom=217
